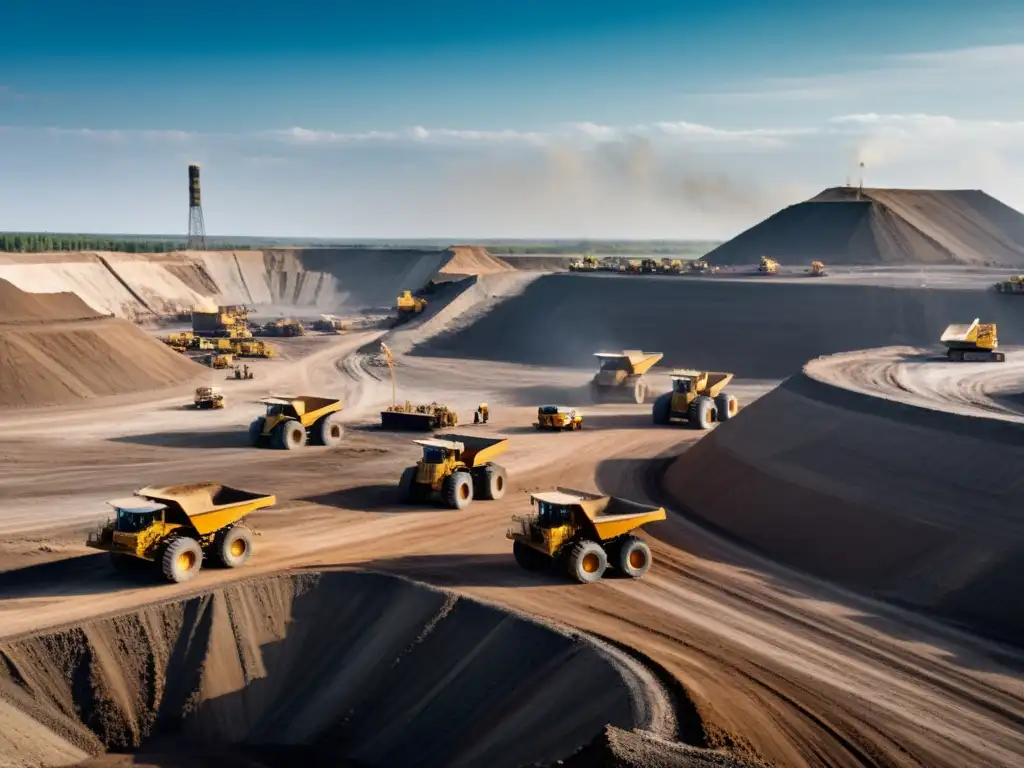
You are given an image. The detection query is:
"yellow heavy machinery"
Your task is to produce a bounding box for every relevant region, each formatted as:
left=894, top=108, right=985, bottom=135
left=569, top=255, right=600, bottom=271
left=661, top=258, right=684, bottom=274
left=396, top=290, right=428, bottom=316
left=535, top=405, right=583, bottom=431
left=161, top=331, right=195, bottom=352
left=232, top=339, right=276, bottom=358
left=86, top=483, right=276, bottom=584
left=688, top=259, right=720, bottom=275
left=590, top=350, right=664, bottom=404
left=261, top=319, right=305, bottom=337
left=249, top=395, right=345, bottom=449
left=398, top=434, right=509, bottom=510
left=207, top=353, right=234, bottom=369
left=652, top=369, right=739, bottom=429
left=507, top=487, right=666, bottom=584
left=193, top=386, right=225, bottom=409
left=940, top=319, right=1006, bottom=362
left=639, top=258, right=660, bottom=274
left=382, top=401, right=458, bottom=431
left=758, top=255, right=779, bottom=274
left=474, top=403, right=489, bottom=424
left=995, top=275, right=1024, bottom=294
left=312, top=314, right=346, bottom=332
left=810, top=260, right=827, bottom=277
left=192, top=305, right=251, bottom=338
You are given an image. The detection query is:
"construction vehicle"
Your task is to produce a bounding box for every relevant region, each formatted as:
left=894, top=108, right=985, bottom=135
left=398, top=434, right=509, bottom=510
left=249, top=395, right=345, bottom=449
left=809, top=261, right=827, bottom=277
left=688, top=259, right=719, bottom=275
left=86, top=483, right=276, bottom=584
left=940, top=319, right=1006, bottom=362
left=193, top=386, right=225, bottom=409
left=312, top=315, right=346, bottom=333
left=590, top=350, right=664, bottom=404
left=569, top=255, right=600, bottom=271
left=161, top=331, right=195, bottom=352
left=535, top=405, right=583, bottom=431
left=260, top=319, right=305, bottom=337
left=206, top=353, right=234, bottom=369
left=506, top=488, right=665, bottom=584
left=382, top=401, right=458, bottom=431
left=232, top=339, right=276, bottom=358
left=661, top=259, right=683, bottom=275
left=652, top=370, right=739, bottom=430
left=192, top=305, right=251, bottom=338
left=758, top=256, right=779, bottom=275
left=229, top=365, right=254, bottom=380
left=639, top=258, right=660, bottom=274
left=995, top=275, right=1024, bottom=294
left=396, top=290, right=428, bottom=317
left=474, top=403, right=490, bottom=424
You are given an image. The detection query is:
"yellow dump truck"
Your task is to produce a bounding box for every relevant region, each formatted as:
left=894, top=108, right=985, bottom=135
left=940, top=319, right=1006, bottom=362
left=207, top=353, right=234, bottom=369
left=381, top=401, right=458, bottom=431
left=86, top=483, right=276, bottom=583
left=193, top=386, right=225, bottom=409
left=590, top=350, right=664, bottom=404
left=652, top=369, right=739, bottom=429
left=161, top=331, right=195, bottom=352
left=569, top=255, right=600, bottom=271
left=810, top=260, right=827, bottom=277
left=688, top=259, right=719, bottom=274
left=507, top=488, right=666, bottom=584
left=397, top=290, right=428, bottom=316
left=249, top=395, right=345, bottom=449
left=535, top=405, right=583, bottom=431
left=232, top=339, right=276, bottom=358
left=758, top=256, right=779, bottom=274
left=399, top=434, right=509, bottom=510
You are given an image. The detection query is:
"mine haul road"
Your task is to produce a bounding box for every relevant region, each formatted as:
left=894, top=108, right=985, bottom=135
left=0, top=332, right=1022, bottom=768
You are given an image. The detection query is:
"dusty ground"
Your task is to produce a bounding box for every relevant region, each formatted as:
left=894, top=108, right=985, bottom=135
left=0, top=319, right=1022, bottom=767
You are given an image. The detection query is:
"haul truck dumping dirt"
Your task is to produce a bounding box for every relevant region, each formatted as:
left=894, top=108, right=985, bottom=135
left=507, top=488, right=666, bottom=584
left=86, top=483, right=276, bottom=583
left=399, top=434, right=509, bottom=510
left=590, top=350, right=664, bottom=404
left=940, top=318, right=1006, bottom=362
left=652, top=370, right=739, bottom=429
left=249, top=395, right=345, bottom=449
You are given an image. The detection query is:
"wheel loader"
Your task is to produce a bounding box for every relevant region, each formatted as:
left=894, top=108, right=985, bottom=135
left=193, top=386, right=225, bottom=409
left=809, top=260, right=827, bottom=277
left=590, top=350, right=664, bottom=404
left=396, top=290, right=427, bottom=316
left=398, top=433, right=509, bottom=510
left=758, top=255, right=779, bottom=274
left=249, top=395, right=345, bottom=449
left=86, top=483, right=276, bottom=584
left=535, top=405, right=583, bottom=431
left=940, top=319, right=1006, bottom=362
left=507, top=487, right=665, bottom=584
left=652, top=369, right=739, bottom=429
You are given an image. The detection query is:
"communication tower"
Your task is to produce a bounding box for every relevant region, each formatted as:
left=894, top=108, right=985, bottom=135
left=187, top=163, right=207, bottom=250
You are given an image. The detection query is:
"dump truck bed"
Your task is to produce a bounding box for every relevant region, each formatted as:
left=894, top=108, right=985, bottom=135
left=538, top=487, right=666, bottom=540
left=940, top=320, right=979, bottom=345
left=135, top=483, right=276, bottom=536
left=435, top=433, right=509, bottom=466
left=594, top=350, right=664, bottom=376
left=263, top=394, right=343, bottom=422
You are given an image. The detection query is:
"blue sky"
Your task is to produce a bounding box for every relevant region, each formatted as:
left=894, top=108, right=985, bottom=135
left=3, top=1, right=1024, bottom=238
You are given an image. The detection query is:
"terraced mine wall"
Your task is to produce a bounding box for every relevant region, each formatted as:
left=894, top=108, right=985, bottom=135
left=662, top=367, right=1024, bottom=645
left=413, top=273, right=1024, bottom=379
left=0, top=571, right=639, bottom=768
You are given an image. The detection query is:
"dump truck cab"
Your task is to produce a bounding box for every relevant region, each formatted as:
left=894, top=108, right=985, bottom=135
left=591, top=350, right=663, bottom=404
left=249, top=395, right=345, bottom=449
left=535, top=405, right=583, bottom=431
left=653, top=369, right=739, bottom=429
left=399, top=433, right=509, bottom=510
left=508, top=488, right=666, bottom=583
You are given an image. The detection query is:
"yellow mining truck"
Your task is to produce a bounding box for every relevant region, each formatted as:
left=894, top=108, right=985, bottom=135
left=569, top=255, right=600, bottom=271
left=398, top=434, right=509, bottom=510
left=507, top=488, right=666, bottom=584
left=809, top=260, right=827, bottom=277
left=590, top=350, right=664, bottom=404
left=381, top=401, right=458, bottom=431
left=86, top=483, right=276, bottom=584
left=206, top=353, right=234, bottom=369
left=193, top=386, right=225, bottom=409
left=940, top=319, right=1006, bottom=362
left=688, top=259, right=719, bottom=274
left=249, top=395, right=345, bottom=449
left=397, top=290, right=428, bottom=316
left=758, top=255, right=779, bottom=274
left=652, top=369, right=739, bottom=429
left=161, top=331, right=195, bottom=352
left=661, top=258, right=684, bottom=275
left=232, top=339, right=276, bottom=358
left=535, top=405, right=583, bottom=431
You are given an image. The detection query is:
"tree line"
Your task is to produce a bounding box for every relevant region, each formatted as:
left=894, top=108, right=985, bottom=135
left=0, top=233, right=255, bottom=253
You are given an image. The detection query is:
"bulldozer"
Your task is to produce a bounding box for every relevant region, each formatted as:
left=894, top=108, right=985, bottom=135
left=758, top=255, right=780, bottom=274
left=590, top=350, right=664, bottom=404
left=507, top=488, right=665, bottom=584
left=809, top=260, right=827, bottom=277
left=232, top=339, right=276, bottom=358
left=940, top=319, right=1006, bottom=362
left=206, top=353, right=234, bottom=369
left=249, top=395, right=345, bottom=449
left=535, top=405, right=583, bottom=431
left=398, top=434, right=509, bottom=510
left=193, top=386, right=225, bottom=409
left=86, top=483, right=276, bottom=584
left=396, top=290, right=428, bottom=317
left=652, top=369, right=739, bottom=429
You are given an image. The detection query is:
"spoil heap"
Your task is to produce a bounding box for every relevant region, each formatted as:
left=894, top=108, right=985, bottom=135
left=705, top=187, right=1024, bottom=267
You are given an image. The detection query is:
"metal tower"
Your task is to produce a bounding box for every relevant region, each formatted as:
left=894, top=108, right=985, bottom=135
left=187, top=163, right=207, bottom=250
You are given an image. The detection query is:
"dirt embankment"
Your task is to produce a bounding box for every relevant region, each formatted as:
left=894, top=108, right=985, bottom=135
left=441, top=246, right=514, bottom=276
left=411, top=273, right=1024, bottom=379
left=661, top=357, right=1024, bottom=644
left=0, top=570, right=650, bottom=768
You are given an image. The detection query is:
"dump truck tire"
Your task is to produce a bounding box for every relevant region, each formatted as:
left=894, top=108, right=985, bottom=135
left=689, top=396, right=714, bottom=430
left=567, top=540, right=607, bottom=584
left=161, top=538, right=203, bottom=584
left=633, top=381, right=647, bottom=404
left=715, top=392, right=739, bottom=422
left=274, top=419, right=306, bottom=450
left=513, top=540, right=547, bottom=572
left=615, top=537, right=652, bottom=579
left=652, top=393, right=672, bottom=425
left=215, top=525, right=253, bottom=568
left=477, top=463, right=507, bottom=501
left=398, top=466, right=418, bottom=503
left=248, top=418, right=265, bottom=446
left=314, top=414, right=344, bottom=447
left=443, top=471, right=474, bottom=510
